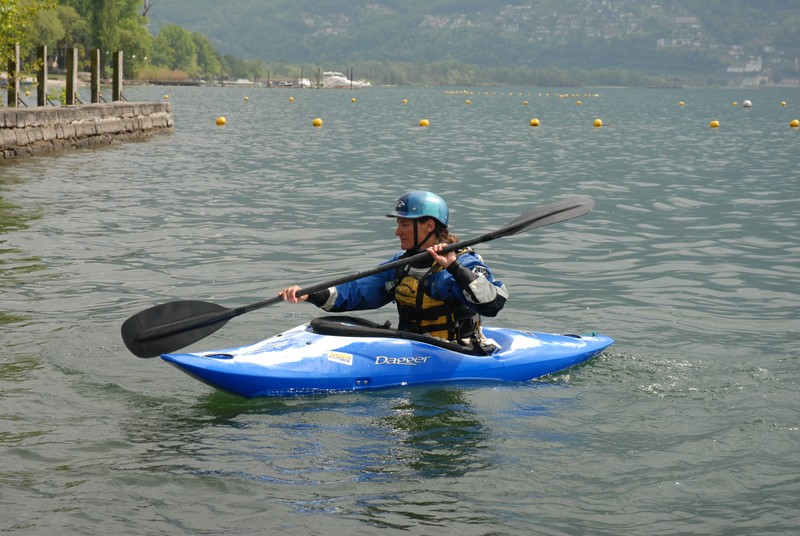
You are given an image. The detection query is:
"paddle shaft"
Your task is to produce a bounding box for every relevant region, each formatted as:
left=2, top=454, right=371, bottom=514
left=153, top=196, right=590, bottom=330
left=135, top=229, right=499, bottom=342
left=123, top=196, right=595, bottom=356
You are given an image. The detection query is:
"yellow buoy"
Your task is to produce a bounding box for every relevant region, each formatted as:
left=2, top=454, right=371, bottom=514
left=419, top=119, right=429, bottom=127
left=679, top=101, right=685, bottom=106
left=215, top=116, right=226, bottom=126
left=465, top=100, right=471, bottom=105
left=731, top=102, right=737, bottom=106
left=593, top=118, right=603, bottom=128
left=402, top=99, right=408, bottom=104
left=523, top=101, right=528, bottom=106
left=312, top=117, right=323, bottom=127
left=530, top=118, right=540, bottom=127
left=289, top=96, right=294, bottom=102
left=164, top=95, right=169, bottom=100
left=244, top=96, right=249, bottom=101
left=780, top=101, right=787, bottom=107
left=790, top=119, right=799, bottom=128
left=351, top=97, right=356, bottom=103
left=576, top=101, right=582, bottom=106
left=710, top=120, right=720, bottom=128
left=25, top=90, right=30, bottom=97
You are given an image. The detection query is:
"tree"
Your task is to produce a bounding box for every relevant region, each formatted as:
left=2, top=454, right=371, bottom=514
left=142, top=0, right=157, bottom=17
left=53, top=5, right=88, bottom=50
left=221, top=53, right=249, bottom=80
left=85, top=0, right=121, bottom=55
left=60, top=0, right=140, bottom=50
left=151, top=23, right=196, bottom=74
left=1, top=0, right=55, bottom=72
left=118, top=16, right=152, bottom=77
left=247, top=59, right=265, bottom=82
left=191, top=31, right=220, bottom=80
left=26, top=6, right=65, bottom=57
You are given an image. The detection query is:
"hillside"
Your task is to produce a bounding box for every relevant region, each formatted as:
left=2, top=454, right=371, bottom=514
left=149, top=0, right=800, bottom=85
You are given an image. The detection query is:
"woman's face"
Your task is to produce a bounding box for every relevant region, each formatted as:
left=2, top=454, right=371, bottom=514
left=394, top=218, right=434, bottom=251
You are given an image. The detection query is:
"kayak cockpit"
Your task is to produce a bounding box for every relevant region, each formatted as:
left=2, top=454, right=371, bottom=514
left=309, top=315, right=497, bottom=355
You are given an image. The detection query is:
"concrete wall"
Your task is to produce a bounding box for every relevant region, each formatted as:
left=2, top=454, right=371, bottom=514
left=0, top=102, right=174, bottom=160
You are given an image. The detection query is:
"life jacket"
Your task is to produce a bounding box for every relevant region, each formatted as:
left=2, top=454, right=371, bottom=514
left=389, top=251, right=479, bottom=341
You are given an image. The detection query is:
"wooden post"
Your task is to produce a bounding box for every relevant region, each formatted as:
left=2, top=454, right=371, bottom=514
left=112, top=51, right=123, bottom=101
left=66, top=47, right=78, bottom=105
left=90, top=49, right=100, bottom=103
left=7, top=42, right=20, bottom=107
left=37, top=45, right=48, bottom=106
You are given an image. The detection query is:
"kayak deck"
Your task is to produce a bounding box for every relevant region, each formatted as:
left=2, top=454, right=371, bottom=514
left=161, top=322, right=614, bottom=398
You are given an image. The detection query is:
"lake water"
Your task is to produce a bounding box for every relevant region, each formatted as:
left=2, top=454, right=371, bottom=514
left=1, top=85, right=798, bottom=534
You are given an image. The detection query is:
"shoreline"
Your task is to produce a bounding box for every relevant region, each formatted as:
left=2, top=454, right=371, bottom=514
left=1, top=101, right=173, bottom=160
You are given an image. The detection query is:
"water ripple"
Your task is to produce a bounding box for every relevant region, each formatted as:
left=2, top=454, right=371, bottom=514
left=2, top=86, right=799, bottom=535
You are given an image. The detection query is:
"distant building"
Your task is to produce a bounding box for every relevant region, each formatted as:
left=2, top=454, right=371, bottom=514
left=727, top=56, right=762, bottom=73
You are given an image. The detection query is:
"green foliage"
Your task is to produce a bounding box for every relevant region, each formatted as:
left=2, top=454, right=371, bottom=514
left=3, top=0, right=254, bottom=83
left=151, top=24, right=196, bottom=73
left=46, top=84, right=66, bottom=104
left=59, top=0, right=139, bottom=50
left=192, top=32, right=220, bottom=79
left=28, top=7, right=63, bottom=52
left=1, top=0, right=56, bottom=72
left=117, top=17, right=151, bottom=77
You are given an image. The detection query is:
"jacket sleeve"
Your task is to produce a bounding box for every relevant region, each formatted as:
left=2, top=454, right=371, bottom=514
left=326, top=269, right=395, bottom=312
left=433, top=251, right=508, bottom=317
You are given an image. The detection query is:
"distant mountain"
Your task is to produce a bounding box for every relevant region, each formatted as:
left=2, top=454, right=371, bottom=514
left=149, top=0, right=800, bottom=84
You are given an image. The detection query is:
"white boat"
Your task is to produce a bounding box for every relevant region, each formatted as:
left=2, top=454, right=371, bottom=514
left=320, top=71, right=371, bottom=89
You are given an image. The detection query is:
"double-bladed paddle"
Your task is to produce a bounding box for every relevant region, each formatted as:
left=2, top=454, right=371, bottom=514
left=121, top=196, right=595, bottom=358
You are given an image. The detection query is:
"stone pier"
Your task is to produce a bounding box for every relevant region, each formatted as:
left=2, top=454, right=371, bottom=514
left=1, top=102, right=174, bottom=160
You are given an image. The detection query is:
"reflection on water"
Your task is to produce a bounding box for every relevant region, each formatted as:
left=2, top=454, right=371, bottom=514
left=0, top=356, right=45, bottom=446
left=118, top=385, right=489, bottom=481
left=109, top=384, right=497, bottom=529
left=378, top=389, right=487, bottom=477
left=0, top=193, right=43, bottom=324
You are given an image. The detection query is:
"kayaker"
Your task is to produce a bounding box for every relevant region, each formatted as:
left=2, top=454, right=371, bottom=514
left=279, top=190, right=508, bottom=353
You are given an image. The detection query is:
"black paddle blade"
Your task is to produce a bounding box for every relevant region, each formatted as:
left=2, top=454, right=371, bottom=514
left=121, top=300, right=233, bottom=358
left=498, top=196, right=595, bottom=238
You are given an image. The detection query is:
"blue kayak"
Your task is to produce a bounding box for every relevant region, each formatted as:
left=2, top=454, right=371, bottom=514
left=161, top=316, right=614, bottom=398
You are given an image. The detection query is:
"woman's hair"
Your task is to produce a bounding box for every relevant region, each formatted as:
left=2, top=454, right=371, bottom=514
left=427, top=218, right=458, bottom=244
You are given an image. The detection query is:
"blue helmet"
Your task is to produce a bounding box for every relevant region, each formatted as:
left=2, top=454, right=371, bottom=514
left=386, top=191, right=449, bottom=226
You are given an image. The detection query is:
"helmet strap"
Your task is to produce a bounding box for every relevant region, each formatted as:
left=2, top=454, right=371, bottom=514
left=411, top=220, right=437, bottom=253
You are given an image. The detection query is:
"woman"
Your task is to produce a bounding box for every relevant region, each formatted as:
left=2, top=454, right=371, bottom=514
left=280, top=191, right=508, bottom=350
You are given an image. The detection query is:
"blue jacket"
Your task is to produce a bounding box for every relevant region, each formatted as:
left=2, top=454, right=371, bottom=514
left=316, top=249, right=508, bottom=318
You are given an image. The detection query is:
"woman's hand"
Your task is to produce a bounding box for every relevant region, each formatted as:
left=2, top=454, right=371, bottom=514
left=279, top=285, right=308, bottom=303
left=427, top=243, right=456, bottom=269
